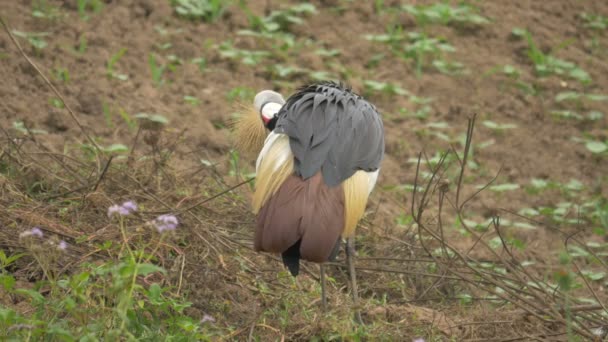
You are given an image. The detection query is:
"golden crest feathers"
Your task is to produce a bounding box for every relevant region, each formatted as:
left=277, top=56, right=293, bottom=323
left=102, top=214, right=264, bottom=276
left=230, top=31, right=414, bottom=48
left=229, top=103, right=268, bottom=156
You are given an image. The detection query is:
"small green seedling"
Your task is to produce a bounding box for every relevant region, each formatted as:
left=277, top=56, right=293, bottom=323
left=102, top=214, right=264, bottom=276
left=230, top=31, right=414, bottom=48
left=237, top=3, right=316, bottom=54
left=170, top=0, right=226, bottom=22
left=402, top=2, right=489, bottom=27
left=226, top=86, right=255, bottom=103
left=366, top=29, right=457, bottom=75
left=77, top=34, right=88, bottom=54
left=49, top=98, right=64, bottom=109
left=580, top=13, right=608, bottom=30
left=184, top=96, right=200, bottom=105
left=106, top=48, right=129, bottom=81
left=555, top=91, right=608, bottom=104
left=584, top=140, right=608, bottom=154
left=315, top=48, right=340, bottom=57
left=12, top=121, right=47, bottom=135
left=12, top=30, right=49, bottom=55
left=217, top=41, right=270, bottom=66
left=32, top=0, right=62, bottom=20
left=482, top=120, right=517, bottom=132
left=191, top=57, right=207, bottom=72
left=77, top=0, right=103, bottom=20
left=135, top=113, right=169, bottom=129
left=149, top=53, right=165, bottom=86
left=249, top=3, right=317, bottom=33
left=363, top=80, right=408, bottom=96
left=0, top=251, right=25, bottom=273
left=53, top=67, right=70, bottom=83
left=514, top=28, right=592, bottom=85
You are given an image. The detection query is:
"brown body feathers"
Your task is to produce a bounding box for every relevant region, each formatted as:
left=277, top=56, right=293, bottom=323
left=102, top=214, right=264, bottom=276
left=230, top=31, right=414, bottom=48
left=254, top=172, right=345, bottom=263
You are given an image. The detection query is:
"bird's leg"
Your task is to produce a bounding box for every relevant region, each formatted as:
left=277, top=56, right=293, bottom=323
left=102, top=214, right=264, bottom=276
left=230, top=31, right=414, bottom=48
left=346, top=237, right=363, bottom=324
left=320, top=263, right=327, bottom=311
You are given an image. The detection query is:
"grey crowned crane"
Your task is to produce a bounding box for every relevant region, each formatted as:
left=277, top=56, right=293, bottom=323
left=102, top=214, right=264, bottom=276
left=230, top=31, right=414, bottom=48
left=233, top=81, right=385, bottom=317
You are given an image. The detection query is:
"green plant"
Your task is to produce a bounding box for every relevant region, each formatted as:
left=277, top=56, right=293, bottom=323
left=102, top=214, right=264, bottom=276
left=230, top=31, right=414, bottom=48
left=53, top=67, right=70, bottom=83
left=170, top=0, right=226, bottom=22
left=77, top=0, right=103, bottom=20
left=550, top=91, right=607, bottom=121
left=12, top=30, right=49, bottom=55
left=580, top=13, right=608, bottom=30
left=77, top=34, right=88, bottom=54
left=191, top=57, right=207, bottom=72
left=402, top=2, right=489, bottom=27
left=363, top=80, right=408, bottom=97
left=184, top=95, right=200, bottom=105
left=583, top=139, right=607, bottom=154
left=49, top=97, right=64, bottom=109
left=515, top=28, right=592, bottom=85
left=365, top=29, right=457, bottom=75
left=32, top=0, right=62, bottom=20
left=12, top=121, right=47, bottom=135
left=555, top=91, right=608, bottom=104
left=106, top=48, right=129, bottom=81
left=247, top=3, right=316, bottom=33
left=482, top=120, right=517, bottom=132
left=226, top=86, right=254, bottom=103
left=149, top=53, right=166, bottom=86
left=237, top=3, right=316, bottom=56
left=561, top=110, right=602, bottom=120
left=217, top=41, right=270, bottom=66
left=591, top=198, right=608, bottom=236
left=1, top=205, right=209, bottom=340
left=0, top=251, right=25, bottom=273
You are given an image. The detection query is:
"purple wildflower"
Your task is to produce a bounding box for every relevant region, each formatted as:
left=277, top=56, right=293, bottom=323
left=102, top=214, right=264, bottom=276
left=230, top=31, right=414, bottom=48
left=30, top=227, right=44, bottom=238
left=153, top=214, right=179, bottom=233
left=19, top=227, right=44, bottom=239
left=58, top=240, right=68, bottom=251
left=108, top=200, right=138, bottom=217
left=121, top=201, right=138, bottom=213
left=200, top=314, right=215, bottom=324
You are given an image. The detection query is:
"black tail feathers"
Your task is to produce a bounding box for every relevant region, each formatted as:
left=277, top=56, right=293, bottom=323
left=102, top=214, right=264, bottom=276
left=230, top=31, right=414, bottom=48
left=281, top=239, right=302, bottom=276
left=281, top=238, right=343, bottom=277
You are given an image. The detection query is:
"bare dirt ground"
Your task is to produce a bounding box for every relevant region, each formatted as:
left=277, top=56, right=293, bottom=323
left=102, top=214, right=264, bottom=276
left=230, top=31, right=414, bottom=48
left=1, top=0, right=607, bottom=340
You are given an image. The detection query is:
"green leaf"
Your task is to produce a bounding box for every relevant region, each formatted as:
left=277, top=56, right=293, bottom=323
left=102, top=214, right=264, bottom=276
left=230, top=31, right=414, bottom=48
left=585, top=140, right=608, bottom=154
left=0, top=274, right=16, bottom=291
left=15, top=288, right=45, bottom=304
left=426, top=121, right=450, bottom=129
left=518, top=207, right=540, bottom=216
left=511, top=27, right=527, bottom=38
left=530, top=178, right=548, bottom=188
left=102, top=144, right=129, bottom=153
left=586, top=94, right=608, bottom=101
left=148, top=283, right=163, bottom=304
left=513, top=222, right=537, bottom=230
left=555, top=91, right=580, bottom=102
left=482, top=120, right=517, bottom=130
left=565, top=179, right=584, bottom=191
left=488, top=183, right=520, bottom=192
left=137, top=263, right=166, bottom=276
left=135, top=113, right=169, bottom=130
left=581, top=270, right=606, bottom=281
left=587, top=111, right=604, bottom=121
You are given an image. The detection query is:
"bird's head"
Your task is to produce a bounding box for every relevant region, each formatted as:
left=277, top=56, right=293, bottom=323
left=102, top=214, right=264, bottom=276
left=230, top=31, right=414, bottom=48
left=231, top=90, right=285, bottom=156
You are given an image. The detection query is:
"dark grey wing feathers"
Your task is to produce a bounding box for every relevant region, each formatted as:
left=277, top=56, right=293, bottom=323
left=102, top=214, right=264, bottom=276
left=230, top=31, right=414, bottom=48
left=274, top=82, right=384, bottom=187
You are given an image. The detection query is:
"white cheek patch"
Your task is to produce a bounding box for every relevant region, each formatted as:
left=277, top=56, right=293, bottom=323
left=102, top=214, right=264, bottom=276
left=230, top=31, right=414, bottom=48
left=261, top=102, right=283, bottom=123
